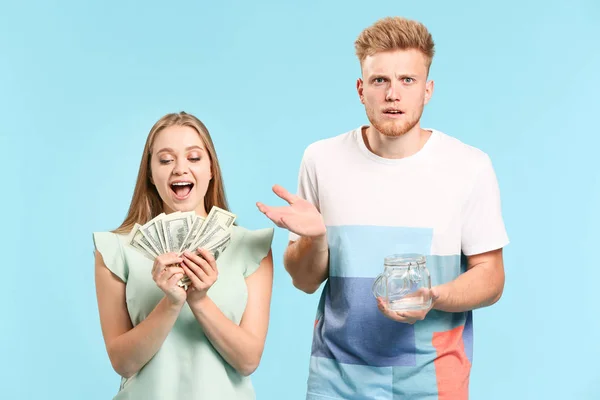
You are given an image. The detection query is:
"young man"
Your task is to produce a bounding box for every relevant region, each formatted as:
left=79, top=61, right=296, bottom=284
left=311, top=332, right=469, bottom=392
left=257, top=16, right=509, bottom=399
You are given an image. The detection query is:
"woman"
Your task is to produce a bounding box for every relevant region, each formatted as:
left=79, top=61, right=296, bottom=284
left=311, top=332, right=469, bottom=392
left=93, top=112, right=274, bottom=399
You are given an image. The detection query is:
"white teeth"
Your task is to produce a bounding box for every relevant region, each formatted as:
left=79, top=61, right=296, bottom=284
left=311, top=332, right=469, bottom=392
left=171, top=182, right=192, bottom=186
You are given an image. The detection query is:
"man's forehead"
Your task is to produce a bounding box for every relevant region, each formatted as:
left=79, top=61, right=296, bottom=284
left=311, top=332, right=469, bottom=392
left=362, top=50, right=428, bottom=75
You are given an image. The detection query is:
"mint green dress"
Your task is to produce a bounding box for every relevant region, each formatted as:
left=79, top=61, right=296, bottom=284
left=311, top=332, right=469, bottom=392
left=92, top=225, right=274, bottom=400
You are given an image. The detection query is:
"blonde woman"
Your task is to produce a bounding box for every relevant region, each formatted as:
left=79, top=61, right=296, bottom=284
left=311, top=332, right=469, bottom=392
left=93, top=112, right=274, bottom=399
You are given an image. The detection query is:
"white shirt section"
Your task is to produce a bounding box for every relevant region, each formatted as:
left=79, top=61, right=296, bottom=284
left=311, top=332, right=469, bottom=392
left=289, top=126, right=509, bottom=257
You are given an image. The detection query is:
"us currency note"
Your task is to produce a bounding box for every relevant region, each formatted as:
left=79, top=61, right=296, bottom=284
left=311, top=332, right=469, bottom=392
left=125, top=207, right=237, bottom=289
left=178, top=215, right=205, bottom=254
left=197, top=207, right=236, bottom=238
left=206, top=232, right=231, bottom=260
left=128, top=223, right=158, bottom=259
left=154, top=213, right=168, bottom=252
left=140, top=219, right=164, bottom=254
left=190, top=207, right=236, bottom=251
left=162, top=212, right=193, bottom=253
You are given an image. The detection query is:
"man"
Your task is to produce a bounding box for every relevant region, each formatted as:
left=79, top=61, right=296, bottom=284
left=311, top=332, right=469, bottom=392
left=257, top=16, right=508, bottom=400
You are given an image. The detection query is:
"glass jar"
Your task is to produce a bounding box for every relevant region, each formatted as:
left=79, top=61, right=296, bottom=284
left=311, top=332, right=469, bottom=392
left=371, top=253, right=432, bottom=311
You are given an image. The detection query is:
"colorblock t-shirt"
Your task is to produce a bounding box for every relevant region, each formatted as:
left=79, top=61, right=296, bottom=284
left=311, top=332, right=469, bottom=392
left=289, top=127, right=509, bottom=399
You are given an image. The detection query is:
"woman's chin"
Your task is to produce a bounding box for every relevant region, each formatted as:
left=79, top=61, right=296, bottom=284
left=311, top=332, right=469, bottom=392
left=164, top=200, right=202, bottom=214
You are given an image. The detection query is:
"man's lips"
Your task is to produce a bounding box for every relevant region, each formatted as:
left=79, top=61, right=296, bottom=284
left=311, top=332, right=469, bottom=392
left=383, top=108, right=404, bottom=114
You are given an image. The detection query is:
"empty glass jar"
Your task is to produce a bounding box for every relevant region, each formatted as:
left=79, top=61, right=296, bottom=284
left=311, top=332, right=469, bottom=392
left=371, top=253, right=432, bottom=311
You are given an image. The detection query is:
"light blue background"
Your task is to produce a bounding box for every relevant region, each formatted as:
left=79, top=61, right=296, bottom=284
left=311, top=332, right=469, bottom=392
left=1, top=0, right=599, bottom=399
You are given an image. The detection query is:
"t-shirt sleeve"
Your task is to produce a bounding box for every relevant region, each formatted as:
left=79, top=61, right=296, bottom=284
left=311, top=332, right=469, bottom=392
left=289, top=148, right=320, bottom=242
left=461, top=154, right=510, bottom=256
left=243, top=227, right=275, bottom=278
left=93, top=231, right=128, bottom=282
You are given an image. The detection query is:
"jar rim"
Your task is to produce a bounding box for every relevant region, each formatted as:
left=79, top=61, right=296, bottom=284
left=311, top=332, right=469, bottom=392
left=384, top=253, right=426, bottom=266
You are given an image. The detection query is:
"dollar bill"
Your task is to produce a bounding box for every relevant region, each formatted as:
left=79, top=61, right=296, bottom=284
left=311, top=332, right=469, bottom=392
left=126, top=207, right=236, bottom=290
left=128, top=223, right=158, bottom=259
left=154, top=213, right=167, bottom=251
left=140, top=220, right=164, bottom=254
left=206, top=232, right=231, bottom=260
left=197, top=207, right=236, bottom=239
left=178, top=215, right=205, bottom=254
left=162, top=211, right=193, bottom=253
left=190, top=207, right=236, bottom=251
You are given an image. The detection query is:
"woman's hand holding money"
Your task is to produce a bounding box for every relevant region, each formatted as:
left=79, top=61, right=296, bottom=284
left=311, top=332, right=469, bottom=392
left=181, top=248, right=219, bottom=305
left=151, top=253, right=187, bottom=307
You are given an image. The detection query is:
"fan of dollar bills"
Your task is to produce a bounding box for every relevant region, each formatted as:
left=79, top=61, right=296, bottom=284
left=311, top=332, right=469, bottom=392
left=127, top=206, right=237, bottom=289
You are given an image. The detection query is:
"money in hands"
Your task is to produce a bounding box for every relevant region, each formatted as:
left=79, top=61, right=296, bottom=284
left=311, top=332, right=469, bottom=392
left=126, top=206, right=236, bottom=289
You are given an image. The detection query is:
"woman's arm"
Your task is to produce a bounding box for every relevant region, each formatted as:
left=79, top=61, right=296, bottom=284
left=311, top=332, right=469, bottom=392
left=95, top=250, right=186, bottom=378
left=181, top=249, right=274, bottom=376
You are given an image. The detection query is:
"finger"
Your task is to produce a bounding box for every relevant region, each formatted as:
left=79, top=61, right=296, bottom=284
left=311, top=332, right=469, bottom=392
left=195, top=253, right=215, bottom=277
left=153, top=265, right=169, bottom=282
left=153, top=254, right=183, bottom=273
left=377, top=299, right=416, bottom=324
left=157, top=252, right=184, bottom=266
left=389, top=310, right=416, bottom=324
left=181, top=263, right=205, bottom=289
left=265, top=210, right=291, bottom=229
left=182, top=256, right=209, bottom=280
left=395, top=310, right=425, bottom=322
left=166, top=272, right=185, bottom=287
left=256, top=203, right=285, bottom=225
left=160, top=267, right=185, bottom=283
left=279, top=216, right=292, bottom=231
left=272, top=184, right=299, bottom=205
left=153, top=264, right=172, bottom=281
left=430, top=287, right=441, bottom=303
left=184, top=250, right=213, bottom=276
left=196, top=248, right=218, bottom=273
left=256, top=202, right=272, bottom=214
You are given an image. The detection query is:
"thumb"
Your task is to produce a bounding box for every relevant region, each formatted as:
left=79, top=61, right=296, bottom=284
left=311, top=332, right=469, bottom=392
left=430, top=287, right=441, bottom=302
left=256, top=202, right=271, bottom=214
left=272, top=184, right=298, bottom=205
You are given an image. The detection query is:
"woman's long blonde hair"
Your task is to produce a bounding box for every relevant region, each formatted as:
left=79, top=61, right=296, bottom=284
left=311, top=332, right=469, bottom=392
left=114, top=112, right=230, bottom=234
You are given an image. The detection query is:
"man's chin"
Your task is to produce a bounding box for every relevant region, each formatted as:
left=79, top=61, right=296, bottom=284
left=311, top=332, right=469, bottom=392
left=372, top=120, right=412, bottom=137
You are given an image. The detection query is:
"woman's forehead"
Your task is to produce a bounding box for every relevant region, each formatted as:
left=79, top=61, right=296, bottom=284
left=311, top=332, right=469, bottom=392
left=153, top=125, right=205, bottom=150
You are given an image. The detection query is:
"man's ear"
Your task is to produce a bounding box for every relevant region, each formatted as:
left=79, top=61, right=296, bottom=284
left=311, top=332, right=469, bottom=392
left=357, top=78, right=365, bottom=104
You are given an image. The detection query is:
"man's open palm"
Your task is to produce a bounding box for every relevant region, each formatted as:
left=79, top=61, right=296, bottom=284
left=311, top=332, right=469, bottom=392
left=257, top=185, right=326, bottom=238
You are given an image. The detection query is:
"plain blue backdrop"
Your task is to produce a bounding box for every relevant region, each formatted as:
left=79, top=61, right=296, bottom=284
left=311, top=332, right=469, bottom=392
left=1, top=0, right=599, bottom=399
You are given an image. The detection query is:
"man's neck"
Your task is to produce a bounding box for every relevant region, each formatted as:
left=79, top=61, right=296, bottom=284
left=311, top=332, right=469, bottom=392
left=362, top=125, right=431, bottom=159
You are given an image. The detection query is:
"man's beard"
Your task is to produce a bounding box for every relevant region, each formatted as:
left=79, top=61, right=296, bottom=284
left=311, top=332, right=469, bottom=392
left=366, top=105, right=424, bottom=137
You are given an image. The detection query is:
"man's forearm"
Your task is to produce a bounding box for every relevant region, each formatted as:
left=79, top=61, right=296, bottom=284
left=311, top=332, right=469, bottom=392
left=283, top=235, right=329, bottom=294
left=434, top=261, right=504, bottom=313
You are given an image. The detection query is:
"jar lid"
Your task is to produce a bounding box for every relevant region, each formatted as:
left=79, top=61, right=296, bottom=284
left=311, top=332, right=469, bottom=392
left=384, top=253, right=426, bottom=266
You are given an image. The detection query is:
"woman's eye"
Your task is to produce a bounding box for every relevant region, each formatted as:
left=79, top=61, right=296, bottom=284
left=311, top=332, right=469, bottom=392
left=159, top=159, right=173, bottom=164
left=189, top=157, right=201, bottom=162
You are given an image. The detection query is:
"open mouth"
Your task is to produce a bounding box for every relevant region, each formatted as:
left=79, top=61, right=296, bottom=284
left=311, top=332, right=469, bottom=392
left=170, top=181, right=194, bottom=199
